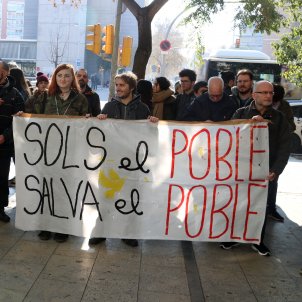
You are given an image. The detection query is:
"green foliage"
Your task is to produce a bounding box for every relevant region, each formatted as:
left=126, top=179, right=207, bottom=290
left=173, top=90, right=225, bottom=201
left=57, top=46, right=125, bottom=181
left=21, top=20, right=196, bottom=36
left=184, top=0, right=224, bottom=25
left=184, top=0, right=283, bottom=34
left=194, top=34, right=205, bottom=68
left=234, top=0, right=283, bottom=34
left=273, top=0, right=302, bottom=86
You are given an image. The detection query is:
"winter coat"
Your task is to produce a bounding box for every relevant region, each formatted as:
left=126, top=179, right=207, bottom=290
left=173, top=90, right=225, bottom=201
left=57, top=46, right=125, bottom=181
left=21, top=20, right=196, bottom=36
left=273, top=100, right=296, bottom=132
left=232, top=101, right=290, bottom=176
left=0, top=76, right=24, bottom=153
left=44, top=90, right=88, bottom=116
left=102, top=95, right=150, bottom=120
left=152, top=88, right=176, bottom=120
left=230, top=86, right=253, bottom=109
left=183, top=92, right=237, bottom=122
left=175, top=91, right=196, bottom=121
left=82, top=85, right=101, bottom=117
left=25, top=89, right=48, bottom=114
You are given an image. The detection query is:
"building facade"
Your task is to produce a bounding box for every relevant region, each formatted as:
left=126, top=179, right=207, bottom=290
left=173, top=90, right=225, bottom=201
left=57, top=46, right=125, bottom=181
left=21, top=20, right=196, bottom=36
left=0, top=0, right=142, bottom=79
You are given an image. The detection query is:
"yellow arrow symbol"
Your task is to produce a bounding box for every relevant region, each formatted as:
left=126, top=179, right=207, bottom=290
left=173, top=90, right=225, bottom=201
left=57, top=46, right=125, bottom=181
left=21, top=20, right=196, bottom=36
left=98, top=169, right=125, bottom=199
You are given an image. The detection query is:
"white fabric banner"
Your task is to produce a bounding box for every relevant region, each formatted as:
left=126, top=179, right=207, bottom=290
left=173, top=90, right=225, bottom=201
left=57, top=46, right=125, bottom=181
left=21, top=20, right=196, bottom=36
left=13, top=115, right=269, bottom=243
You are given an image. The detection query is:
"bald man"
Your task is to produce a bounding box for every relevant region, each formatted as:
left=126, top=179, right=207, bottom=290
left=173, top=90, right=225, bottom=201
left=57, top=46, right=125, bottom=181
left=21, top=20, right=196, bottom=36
left=220, top=80, right=290, bottom=256
left=183, top=76, right=237, bottom=121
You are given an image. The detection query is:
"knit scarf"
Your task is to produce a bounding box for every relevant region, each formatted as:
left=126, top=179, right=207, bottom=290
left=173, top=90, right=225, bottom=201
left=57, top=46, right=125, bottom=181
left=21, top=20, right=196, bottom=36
left=152, top=88, right=174, bottom=119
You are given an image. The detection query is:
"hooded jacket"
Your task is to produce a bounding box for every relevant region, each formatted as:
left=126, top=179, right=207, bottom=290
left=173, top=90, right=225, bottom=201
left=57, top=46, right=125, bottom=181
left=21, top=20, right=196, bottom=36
left=102, top=95, right=150, bottom=120
left=0, top=76, right=24, bottom=152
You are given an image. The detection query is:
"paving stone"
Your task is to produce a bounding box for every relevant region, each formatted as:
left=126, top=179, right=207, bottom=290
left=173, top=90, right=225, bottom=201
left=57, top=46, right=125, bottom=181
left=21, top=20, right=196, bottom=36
left=139, top=264, right=189, bottom=295
left=138, top=290, right=191, bottom=302
left=40, top=254, right=94, bottom=283
left=0, top=287, right=25, bottom=302
left=23, top=278, right=86, bottom=302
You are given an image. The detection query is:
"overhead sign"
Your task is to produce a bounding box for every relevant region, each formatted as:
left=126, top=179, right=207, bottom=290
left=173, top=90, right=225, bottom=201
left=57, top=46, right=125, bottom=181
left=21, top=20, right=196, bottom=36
left=13, top=116, right=269, bottom=243
left=160, top=39, right=171, bottom=51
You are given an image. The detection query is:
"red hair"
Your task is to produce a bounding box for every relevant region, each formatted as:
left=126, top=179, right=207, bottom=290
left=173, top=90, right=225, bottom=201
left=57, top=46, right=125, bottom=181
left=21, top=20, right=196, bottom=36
left=48, top=64, right=80, bottom=96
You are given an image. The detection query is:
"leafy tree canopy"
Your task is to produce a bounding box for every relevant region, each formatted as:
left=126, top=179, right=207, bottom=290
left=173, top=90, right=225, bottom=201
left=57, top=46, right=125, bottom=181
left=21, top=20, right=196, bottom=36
left=184, top=0, right=283, bottom=34
left=273, top=0, right=302, bottom=86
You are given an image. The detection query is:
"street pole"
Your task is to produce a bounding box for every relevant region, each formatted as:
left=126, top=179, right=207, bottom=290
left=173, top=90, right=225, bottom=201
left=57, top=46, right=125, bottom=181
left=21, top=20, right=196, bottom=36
left=108, top=0, right=122, bottom=101
left=161, top=8, right=188, bottom=77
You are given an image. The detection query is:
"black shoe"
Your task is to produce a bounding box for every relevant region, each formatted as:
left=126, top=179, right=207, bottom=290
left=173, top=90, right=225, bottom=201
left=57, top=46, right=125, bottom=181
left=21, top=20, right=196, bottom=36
left=220, top=242, right=239, bottom=250
left=88, top=237, right=106, bottom=245
left=38, top=231, right=51, bottom=240
left=122, top=239, right=138, bottom=247
left=268, top=210, right=284, bottom=222
left=252, top=243, right=271, bottom=256
left=0, top=210, right=10, bottom=223
left=54, top=233, right=69, bottom=243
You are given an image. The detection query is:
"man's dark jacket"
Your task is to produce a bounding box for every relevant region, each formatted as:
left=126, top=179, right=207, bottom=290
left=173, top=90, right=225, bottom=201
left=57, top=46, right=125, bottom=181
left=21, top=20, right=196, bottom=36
left=183, top=92, right=237, bottom=122
left=102, top=95, right=150, bottom=120
left=175, top=91, right=196, bottom=121
left=83, top=85, right=101, bottom=117
left=231, top=86, right=253, bottom=109
left=232, top=101, right=290, bottom=176
left=0, top=76, right=24, bottom=153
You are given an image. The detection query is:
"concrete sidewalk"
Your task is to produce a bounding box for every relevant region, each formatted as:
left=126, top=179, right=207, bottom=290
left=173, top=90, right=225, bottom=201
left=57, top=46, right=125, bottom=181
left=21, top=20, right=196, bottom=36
left=1, top=158, right=301, bottom=301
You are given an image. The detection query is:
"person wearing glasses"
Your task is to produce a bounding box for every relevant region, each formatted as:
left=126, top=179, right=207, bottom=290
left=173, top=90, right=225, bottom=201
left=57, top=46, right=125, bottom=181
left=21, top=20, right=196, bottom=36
left=231, top=69, right=254, bottom=108
left=220, top=80, right=290, bottom=256
left=182, top=76, right=237, bottom=122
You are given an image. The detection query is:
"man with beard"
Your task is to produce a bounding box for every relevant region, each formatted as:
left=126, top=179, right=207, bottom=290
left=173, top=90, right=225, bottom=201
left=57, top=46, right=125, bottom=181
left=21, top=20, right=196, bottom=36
left=0, top=61, right=24, bottom=222
left=231, top=69, right=254, bottom=108
left=76, top=69, right=101, bottom=117
left=90, top=71, right=157, bottom=247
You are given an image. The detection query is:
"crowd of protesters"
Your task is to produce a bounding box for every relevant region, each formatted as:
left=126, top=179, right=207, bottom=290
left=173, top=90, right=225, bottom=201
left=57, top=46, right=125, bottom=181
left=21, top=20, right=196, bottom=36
left=0, top=61, right=295, bottom=255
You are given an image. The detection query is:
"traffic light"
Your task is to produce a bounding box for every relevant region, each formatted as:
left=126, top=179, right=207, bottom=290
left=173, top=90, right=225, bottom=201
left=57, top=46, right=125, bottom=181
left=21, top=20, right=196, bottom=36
left=121, top=36, right=133, bottom=67
left=102, top=25, right=114, bottom=55
left=86, top=24, right=101, bottom=55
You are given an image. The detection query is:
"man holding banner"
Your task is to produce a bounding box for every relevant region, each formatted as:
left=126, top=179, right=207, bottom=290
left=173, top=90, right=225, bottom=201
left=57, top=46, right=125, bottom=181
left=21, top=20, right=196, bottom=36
left=90, top=71, right=157, bottom=247
left=221, top=80, right=290, bottom=256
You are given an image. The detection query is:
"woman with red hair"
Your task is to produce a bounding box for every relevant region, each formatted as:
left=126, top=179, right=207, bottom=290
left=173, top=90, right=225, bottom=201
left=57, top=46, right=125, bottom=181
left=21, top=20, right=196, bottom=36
left=45, top=63, right=88, bottom=116
left=38, top=64, right=88, bottom=243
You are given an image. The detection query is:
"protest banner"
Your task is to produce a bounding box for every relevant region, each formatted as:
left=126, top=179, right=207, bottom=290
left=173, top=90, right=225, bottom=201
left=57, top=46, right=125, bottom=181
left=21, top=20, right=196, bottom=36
left=13, top=115, right=269, bottom=243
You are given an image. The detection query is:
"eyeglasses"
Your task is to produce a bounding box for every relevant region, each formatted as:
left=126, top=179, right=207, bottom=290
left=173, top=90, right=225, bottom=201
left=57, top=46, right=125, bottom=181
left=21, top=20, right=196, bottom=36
left=254, top=91, right=274, bottom=95
left=180, top=80, right=191, bottom=83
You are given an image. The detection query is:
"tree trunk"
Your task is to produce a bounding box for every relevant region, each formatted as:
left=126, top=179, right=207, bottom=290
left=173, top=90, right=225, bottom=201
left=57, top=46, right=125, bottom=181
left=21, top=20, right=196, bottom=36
left=122, top=0, right=169, bottom=79
left=132, top=12, right=152, bottom=79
